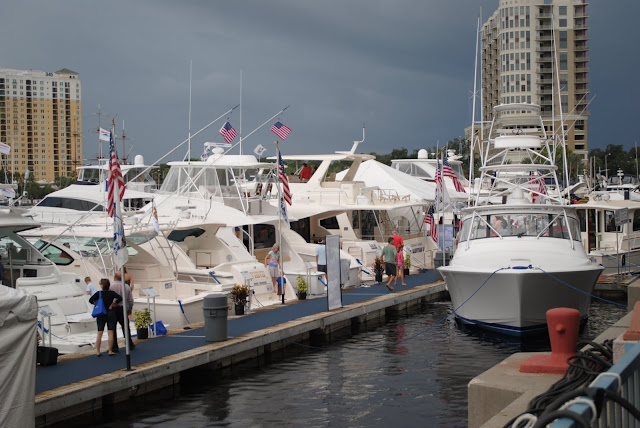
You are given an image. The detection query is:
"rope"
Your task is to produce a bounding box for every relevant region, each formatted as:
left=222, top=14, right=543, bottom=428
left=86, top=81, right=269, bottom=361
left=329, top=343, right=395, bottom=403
left=37, top=321, right=69, bottom=341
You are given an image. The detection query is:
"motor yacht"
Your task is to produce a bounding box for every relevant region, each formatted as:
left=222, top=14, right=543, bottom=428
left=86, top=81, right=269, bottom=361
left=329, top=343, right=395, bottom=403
left=438, top=103, right=602, bottom=336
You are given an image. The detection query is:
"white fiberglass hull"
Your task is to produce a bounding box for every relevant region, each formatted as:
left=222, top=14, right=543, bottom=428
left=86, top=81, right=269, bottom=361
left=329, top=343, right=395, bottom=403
left=438, top=265, right=602, bottom=336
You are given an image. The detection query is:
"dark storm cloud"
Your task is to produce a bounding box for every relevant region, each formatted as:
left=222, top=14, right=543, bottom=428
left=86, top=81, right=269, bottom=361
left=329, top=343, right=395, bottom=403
left=1, top=0, right=637, bottom=163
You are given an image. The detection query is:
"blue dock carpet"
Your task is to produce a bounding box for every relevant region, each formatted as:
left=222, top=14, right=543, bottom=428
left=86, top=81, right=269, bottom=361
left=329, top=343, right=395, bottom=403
left=36, top=271, right=437, bottom=394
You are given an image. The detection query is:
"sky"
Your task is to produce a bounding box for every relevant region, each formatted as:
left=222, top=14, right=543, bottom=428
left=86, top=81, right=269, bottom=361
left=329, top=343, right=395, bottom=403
left=1, top=0, right=639, bottom=164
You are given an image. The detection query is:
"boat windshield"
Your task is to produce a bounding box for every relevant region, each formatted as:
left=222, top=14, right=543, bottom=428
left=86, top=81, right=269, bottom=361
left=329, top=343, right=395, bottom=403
left=124, top=167, right=157, bottom=185
left=458, top=212, right=580, bottom=241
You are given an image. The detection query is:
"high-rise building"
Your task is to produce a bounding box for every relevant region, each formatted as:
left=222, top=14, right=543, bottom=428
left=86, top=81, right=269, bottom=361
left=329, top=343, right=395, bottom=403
left=0, top=68, right=82, bottom=182
left=481, top=0, right=589, bottom=160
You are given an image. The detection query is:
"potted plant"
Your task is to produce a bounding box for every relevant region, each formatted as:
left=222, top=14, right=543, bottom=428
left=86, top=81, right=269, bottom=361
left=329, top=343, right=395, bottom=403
left=133, top=308, right=152, bottom=340
left=296, top=275, right=309, bottom=300
left=372, top=256, right=383, bottom=284
left=404, top=253, right=411, bottom=276
left=231, top=284, right=251, bottom=315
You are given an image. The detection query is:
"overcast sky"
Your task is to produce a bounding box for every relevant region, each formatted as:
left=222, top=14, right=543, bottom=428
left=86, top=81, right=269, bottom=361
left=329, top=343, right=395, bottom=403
left=2, top=1, right=639, bottom=163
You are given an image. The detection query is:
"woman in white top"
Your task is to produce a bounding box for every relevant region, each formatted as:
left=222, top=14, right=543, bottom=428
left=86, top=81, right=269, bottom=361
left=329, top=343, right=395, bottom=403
left=264, top=244, right=281, bottom=294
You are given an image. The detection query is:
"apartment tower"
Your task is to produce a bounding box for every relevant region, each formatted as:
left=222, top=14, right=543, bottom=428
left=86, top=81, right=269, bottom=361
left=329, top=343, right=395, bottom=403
left=0, top=68, right=82, bottom=182
left=481, top=0, right=589, bottom=160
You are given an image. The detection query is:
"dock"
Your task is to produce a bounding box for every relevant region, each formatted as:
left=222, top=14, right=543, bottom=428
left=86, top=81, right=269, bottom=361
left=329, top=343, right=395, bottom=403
left=35, top=271, right=446, bottom=427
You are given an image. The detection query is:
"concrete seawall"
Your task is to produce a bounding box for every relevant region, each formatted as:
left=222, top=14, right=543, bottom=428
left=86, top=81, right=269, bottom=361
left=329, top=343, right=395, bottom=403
left=36, top=281, right=447, bottom=427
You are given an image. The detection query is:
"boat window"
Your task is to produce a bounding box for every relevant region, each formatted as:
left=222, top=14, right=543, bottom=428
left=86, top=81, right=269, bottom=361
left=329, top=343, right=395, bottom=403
left=78, top=168, right=102, bottom=183
left=604, top=211, right=621, bottom=233
left=123, top=167, right=157, bottom=185
left=320, top=216, right=340, bottom=230
left=36, top=242, right=74, bottom=266
left=36, top=196, right=104, bottom=212
left=167, top=228, right=206, bottom=242
left=634, top=211, right=640, bottom=232
left=254, top=224, right=275, bottom=249
left=459, top=212, right=580, bottom=241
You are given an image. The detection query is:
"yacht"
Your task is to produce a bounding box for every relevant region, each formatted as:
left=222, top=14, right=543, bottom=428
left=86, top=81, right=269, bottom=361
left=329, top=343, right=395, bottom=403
left=0, top=207, right=99, bottom=354
left=438, top=103, right=602, bottom=336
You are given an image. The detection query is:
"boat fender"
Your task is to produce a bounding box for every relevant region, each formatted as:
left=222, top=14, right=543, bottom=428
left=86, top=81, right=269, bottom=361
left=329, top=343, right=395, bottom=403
left=512, top=265, right=533, bottom=270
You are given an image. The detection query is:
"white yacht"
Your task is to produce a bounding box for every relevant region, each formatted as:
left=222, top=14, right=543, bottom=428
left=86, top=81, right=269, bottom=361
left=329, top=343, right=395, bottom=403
left=274, top=142, right=436, bottom=275
left=438, top=103, right=602, bottom=336
left=0, top=207, right=99, bottom=354
left=30, top=155, right=156, bottom=225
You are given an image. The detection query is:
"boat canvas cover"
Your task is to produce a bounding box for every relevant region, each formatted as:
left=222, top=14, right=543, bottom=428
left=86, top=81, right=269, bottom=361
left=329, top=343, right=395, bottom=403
left=335, top=159, right=436, bottom=201
left=0, top=285, right=38, bottom=426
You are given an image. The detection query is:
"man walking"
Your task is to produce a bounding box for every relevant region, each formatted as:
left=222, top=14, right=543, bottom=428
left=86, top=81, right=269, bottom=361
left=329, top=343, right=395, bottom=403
left=85, top=276, right=97, bottom=296
left=381, top=237, right=397, bottom=291
left=110, top=271, right=135, bottom=352
left=315, top=238, right=327, bottom=283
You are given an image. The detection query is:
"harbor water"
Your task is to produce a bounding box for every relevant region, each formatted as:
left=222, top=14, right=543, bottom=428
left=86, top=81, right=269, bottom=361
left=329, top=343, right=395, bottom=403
left=95, top=299, right=627, bottom=427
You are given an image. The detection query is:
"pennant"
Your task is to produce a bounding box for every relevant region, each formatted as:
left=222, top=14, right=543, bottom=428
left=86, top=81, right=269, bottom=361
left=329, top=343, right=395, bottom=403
left=0, top=142, right=11, bottom=155
left=99, top=127, right=111, bottom=142
left=254, top=144, right=267, bottom=157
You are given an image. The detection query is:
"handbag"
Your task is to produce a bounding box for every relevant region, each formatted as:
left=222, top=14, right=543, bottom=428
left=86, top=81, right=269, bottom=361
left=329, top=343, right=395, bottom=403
left=91, top=291, right=107, bottom=318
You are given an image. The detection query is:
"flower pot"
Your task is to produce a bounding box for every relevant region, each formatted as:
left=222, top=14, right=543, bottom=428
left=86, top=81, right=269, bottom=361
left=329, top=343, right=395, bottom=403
left=375, top=272, right=383, bottom=283
left=137, top=327, right=149, bottom=340
left=234, top=303, right=245, bottom=315
left=404, top=268, right=410, bottom=276
left=297, top=292, right=307, bottom=300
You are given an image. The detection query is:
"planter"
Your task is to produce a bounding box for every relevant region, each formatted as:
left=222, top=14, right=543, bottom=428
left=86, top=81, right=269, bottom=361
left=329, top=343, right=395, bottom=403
left=137, top=327, right=149, bottom=340
left=375, top=272, right=383, bottom=283
left=234, top=303, right=245, bottom=315
left=297, top=292, right=307, bottom=300
left=404, top=268, right=410, bottom=276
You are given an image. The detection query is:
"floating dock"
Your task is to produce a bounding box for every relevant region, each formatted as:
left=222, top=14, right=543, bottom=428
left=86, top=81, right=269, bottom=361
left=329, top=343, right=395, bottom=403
left=35, top=272, right=446, bottom=427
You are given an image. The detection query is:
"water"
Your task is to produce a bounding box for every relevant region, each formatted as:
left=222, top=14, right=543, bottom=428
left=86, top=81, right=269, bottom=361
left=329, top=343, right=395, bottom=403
left=95, top=299, right=627, bottom=428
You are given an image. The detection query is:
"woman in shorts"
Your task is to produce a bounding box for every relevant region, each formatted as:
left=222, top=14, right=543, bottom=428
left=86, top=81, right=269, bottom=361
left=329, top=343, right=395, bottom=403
left=89, top=278, right=122, bottom=356
left=264, top=244, right=281, bottom=295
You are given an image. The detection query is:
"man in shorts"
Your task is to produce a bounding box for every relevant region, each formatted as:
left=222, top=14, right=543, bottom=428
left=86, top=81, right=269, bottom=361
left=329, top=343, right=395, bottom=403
left=381, top=237, right=397, bottom=291
left=315, top=238, right=327, bottom=283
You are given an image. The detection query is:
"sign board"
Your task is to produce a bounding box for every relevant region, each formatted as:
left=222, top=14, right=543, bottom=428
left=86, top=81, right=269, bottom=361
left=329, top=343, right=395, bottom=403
left=438, top=225, right=454, bottom=251
left=240, top=271, right=253, bottom=281
left=38, top=305, right=56, bottom=317
left=304, top=260, right=315, bottom=270
left=142, top=286, right=159, bottom=298
left=615, top=208, right=629, bottom=227
left=326, top=235, right=342, bottom=310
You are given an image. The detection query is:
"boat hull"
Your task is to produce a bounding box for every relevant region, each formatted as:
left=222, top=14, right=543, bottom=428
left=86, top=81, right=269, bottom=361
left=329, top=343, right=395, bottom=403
left=438, top=266, right=602, bottom=336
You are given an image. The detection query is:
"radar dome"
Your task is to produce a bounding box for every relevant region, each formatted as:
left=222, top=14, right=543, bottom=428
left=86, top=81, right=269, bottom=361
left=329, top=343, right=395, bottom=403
left=134, top=155, right=145, bottom=166
left=417, top=149, right=428, bottom=159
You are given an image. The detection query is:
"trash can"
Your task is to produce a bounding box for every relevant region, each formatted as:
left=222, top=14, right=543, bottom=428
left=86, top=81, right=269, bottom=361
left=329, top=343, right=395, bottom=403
left=203, top=293, right=228, bottom=342
left=434, top=251, right=450, bottom=281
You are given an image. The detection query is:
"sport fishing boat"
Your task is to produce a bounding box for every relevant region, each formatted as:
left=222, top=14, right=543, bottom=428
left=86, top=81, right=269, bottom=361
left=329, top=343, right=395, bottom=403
left=438, top=103, right=602, bottom=336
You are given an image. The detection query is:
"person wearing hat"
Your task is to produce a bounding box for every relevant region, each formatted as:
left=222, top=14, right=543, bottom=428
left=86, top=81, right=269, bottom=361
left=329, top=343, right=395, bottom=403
left=299, top=163, right=313, bottom=182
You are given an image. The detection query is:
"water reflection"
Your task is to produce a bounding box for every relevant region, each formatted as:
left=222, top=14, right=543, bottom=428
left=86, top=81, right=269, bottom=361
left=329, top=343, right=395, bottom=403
left=95, top=299, right=626, bottom=428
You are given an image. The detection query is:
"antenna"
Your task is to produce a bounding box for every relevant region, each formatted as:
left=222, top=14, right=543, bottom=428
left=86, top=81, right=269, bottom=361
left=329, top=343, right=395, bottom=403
left=122, top=120, right=126, bottom=164
left=346, top=123, right=366, bottom=154
left=96, top=105, right=103, bottom=159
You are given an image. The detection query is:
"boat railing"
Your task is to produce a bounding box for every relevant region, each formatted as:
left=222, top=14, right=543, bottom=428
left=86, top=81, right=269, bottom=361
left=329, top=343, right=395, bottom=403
left=549, top=341, right=640, bottom=427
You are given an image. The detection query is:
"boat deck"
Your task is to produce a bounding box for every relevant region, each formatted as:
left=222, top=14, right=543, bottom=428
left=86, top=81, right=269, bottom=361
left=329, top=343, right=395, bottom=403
left=35, top=271, right=444, bottom=425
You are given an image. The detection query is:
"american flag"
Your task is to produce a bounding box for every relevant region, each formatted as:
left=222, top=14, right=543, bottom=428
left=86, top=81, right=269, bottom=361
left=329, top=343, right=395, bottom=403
left=107, top=133, right=125, bottom=218
left=434, top=161, right=444, bottom=194
left=277, top=150, right=292, bottom=205
left=425, top=205, right=438, bottom=243
left=528, top=170, right=546, bottom=203
left=271, top=121, right=292, bottom=140
left=219, top=121, right=238, bottom=144
left=443, top=157, right=466, bottom=193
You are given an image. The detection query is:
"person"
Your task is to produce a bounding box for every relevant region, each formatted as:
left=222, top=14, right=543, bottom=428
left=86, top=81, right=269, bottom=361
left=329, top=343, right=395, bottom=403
left=110, top=271, right=135, bottom=352
left=264, top=244, right=281, bottom=295
left=315, top=238, right=327, bottom=283
left=0, top=255, right=4, bottom=285
left=85, top=276, right=97, bottom=296
left=396, top=244, right=408, bottom=286
left=391, top=230, right=404, bottom=250
left=89, top=278, right=122, bottom=357
left=495, top=218, right=510, bottom=236
left=381, top=237, right=397, bottom=291
left=299, top=163, right=313, bottom=182
left=123, top=269, right=134, bottom=292
left=234, top=226, right=242, bottom=239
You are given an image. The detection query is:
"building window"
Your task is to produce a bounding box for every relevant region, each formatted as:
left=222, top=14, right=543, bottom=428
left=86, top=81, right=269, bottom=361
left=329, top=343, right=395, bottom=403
left=559, top=6, right=567, bottom=16
left=559, top=19, right=567, bottom=28
left=560, top=52, right=568, bottom=70
left=574, top=144, right=585, bottom=151
left=575, top=134, right=585, bottom=141
left=559, top=31, right=567, bottom=49
left=575, top=120, right=585, bottom=131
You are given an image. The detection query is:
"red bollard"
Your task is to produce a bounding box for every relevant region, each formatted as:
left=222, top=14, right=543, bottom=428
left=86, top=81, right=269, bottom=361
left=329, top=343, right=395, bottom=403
left=520, top=308, right=580, bottom=374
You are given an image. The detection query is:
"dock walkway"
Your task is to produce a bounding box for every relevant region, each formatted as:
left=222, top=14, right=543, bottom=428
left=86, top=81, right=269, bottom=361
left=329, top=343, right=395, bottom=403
left=35, top=271, right=444, bottom=426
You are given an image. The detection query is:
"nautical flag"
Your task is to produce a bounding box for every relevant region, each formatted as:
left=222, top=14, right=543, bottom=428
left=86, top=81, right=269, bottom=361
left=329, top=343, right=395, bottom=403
left=99, top=127, right=111, bottom=142
left=107, top=133, right=125, bottom=218
left=0, top=142, right=11, bottom=154
left=152, top=199, right=160, bottom=235
left=528, top=170, right=546, bottom=204
left=443, top=157, right=466, bottom=193
left=219, top=121, right=238, bottom=144
left=254, top=144, right=267, bottom=157
left=277, top=150, right=292, bottom=205
left=112, top=210, right=128, bottom=266
left=271, top=121, right=292, bottom=140
left=434, top=161, right=444, bottom=194
left=200, top=146, right=212, bottom=161
left=280, top=197, right=290, bottom=229
left=425, top=205, right=438, bottom=243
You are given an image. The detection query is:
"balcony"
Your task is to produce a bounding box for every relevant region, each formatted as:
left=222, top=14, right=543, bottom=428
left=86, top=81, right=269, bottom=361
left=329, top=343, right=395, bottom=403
left=574, top=44, right=589, bottom=52
left=536, top=88, right=553, bottom=95
left=575, top=77, right=590, bottom=84
left=536, top=45, right=553, bottom=52
left=575, top=65, right=590, bottom=73
left=574, top=12, right=589, bottom=19
left=574, top=55, right=590, bottom=63
left=539, top=55, right=553, bottom=63
left=575, top=33, right=589, bottom=42
left=575, top=23, right=589, bottom=30
left=536, top=25, right=554, bottom=31
left=575, top=87, right=591, bottom=95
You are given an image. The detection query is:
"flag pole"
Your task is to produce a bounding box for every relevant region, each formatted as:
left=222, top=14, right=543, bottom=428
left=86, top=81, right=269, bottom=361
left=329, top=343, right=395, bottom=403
left=275, top=140, right=285, bottom=305
left=111, top=119, right=132, bottom=371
